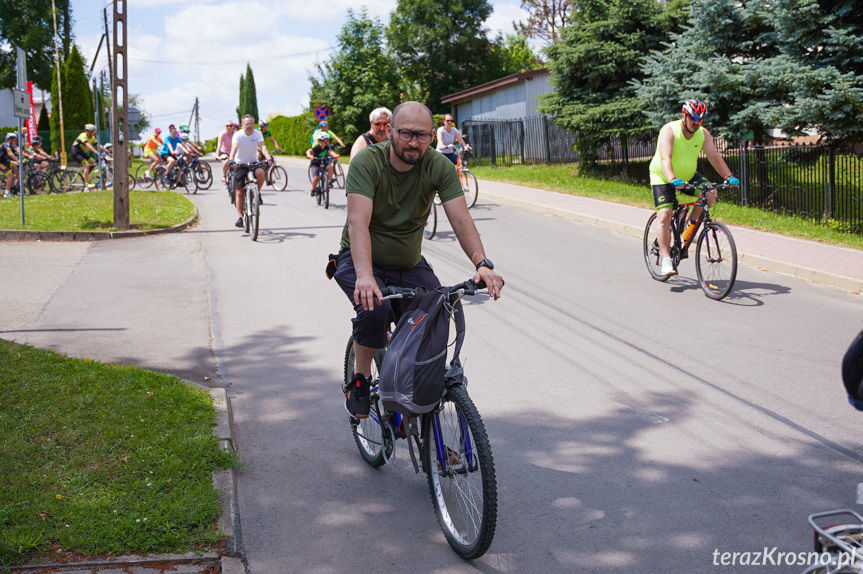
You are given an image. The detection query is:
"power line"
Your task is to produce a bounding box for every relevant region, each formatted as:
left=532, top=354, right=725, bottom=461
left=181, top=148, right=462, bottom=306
left=128, top=47, right=334, bottom=66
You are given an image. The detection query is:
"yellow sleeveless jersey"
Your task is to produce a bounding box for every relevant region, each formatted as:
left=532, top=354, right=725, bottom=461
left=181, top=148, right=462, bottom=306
left=649, top=120, right=704, bottom=186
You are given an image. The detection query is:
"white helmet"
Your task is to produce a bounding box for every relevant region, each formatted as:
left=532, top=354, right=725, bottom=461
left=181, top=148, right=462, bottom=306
left=180, top=133, right=190, bottom=141
left=6, top=132, right=18, bottom=141
left=315, top=131, right=330, bottom=142
left=85, top=124, right=97, bottom=131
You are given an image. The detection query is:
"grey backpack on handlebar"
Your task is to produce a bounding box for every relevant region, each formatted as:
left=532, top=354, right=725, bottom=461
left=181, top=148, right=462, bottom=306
left=379, top=287, right=465, bottom=416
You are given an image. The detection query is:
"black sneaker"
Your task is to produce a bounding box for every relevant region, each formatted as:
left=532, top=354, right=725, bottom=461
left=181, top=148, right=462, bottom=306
left=345, top=373, right=371, bottom=419
left=310, top=188, right=317, bottom=196
left=234, top=217, right=243, bottom=228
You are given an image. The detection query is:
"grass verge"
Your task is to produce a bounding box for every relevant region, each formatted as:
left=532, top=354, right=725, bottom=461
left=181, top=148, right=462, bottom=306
left=0, top=340, right=237, bottom=568
left=470, top=164, right=863, bottom=251
left=0, top=190, right=196, bottom=232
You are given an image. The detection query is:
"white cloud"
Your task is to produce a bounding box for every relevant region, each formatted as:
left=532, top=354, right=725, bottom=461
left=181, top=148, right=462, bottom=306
left=485, top=1, right=526, bottom=39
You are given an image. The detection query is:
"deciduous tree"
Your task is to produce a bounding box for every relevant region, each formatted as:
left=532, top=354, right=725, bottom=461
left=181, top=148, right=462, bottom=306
left=515, top=0, right=572, bottom=43
left=0, top=0, right=73, bottom=90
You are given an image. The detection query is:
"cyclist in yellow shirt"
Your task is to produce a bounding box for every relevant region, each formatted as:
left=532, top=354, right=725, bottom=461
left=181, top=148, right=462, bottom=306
left=70, top=124, right=109, bottom=187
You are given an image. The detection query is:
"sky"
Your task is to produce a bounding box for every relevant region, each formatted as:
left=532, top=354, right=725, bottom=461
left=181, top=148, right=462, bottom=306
left=71, top=0, right=540, bottom=141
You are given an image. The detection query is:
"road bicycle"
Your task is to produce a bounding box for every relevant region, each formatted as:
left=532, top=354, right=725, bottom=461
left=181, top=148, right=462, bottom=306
left=343, top=279, right=498, bottom=559
left=455, top=146, right=478, bottom=209
left=239, top=161, right=266, bottom=241
left=643, top=182, right=738, bottom=300
left=266, top=158, right=288, bottom=191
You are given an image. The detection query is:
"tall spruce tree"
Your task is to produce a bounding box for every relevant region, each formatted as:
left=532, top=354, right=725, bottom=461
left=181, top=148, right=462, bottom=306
left=539, top=0, right=684, bottom=174
left=62, top=45, right=94, bottom=132
left=237, top=72, right=245, bottom=121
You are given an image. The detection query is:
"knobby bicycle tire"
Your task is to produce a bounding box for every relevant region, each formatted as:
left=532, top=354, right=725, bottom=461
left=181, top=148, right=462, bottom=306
left=343, top=337, right=389, bottom=467
left=423, top=384, right=497, bottom=559
left=25, top=171, right=52, bottom=195
left=461, top=169, right=478, bottom=209
left=643, top=212, right=672, bottom=282
left=424, top=202, right=437, bottom=240
left=695, top=221, right=737, bottom=300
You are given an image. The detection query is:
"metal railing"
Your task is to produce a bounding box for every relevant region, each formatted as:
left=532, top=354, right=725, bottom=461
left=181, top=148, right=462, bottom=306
left=460, top=117, right=863, bottom=233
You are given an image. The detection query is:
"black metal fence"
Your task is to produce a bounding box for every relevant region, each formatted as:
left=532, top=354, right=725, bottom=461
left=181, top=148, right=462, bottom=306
left=461, top=117, right=863, bottom=233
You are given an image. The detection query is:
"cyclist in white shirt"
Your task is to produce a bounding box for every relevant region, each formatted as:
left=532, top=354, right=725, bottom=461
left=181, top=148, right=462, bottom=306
left=435, top=114, right=470, bottom=165
left=228, top=114, right=273, bottom=228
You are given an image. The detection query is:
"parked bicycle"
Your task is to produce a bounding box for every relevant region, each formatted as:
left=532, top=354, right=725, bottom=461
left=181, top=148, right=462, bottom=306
left=643, top=182, right=738, bottom=300
left=344, top=279, right=498, bottom=559
left=238, top=161, right=266, bottom=241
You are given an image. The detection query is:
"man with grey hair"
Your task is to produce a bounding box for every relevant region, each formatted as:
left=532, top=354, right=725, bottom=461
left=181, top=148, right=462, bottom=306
left=331, top=101, right=504, bottom=419
left=349, top=107, right=392, bottom=160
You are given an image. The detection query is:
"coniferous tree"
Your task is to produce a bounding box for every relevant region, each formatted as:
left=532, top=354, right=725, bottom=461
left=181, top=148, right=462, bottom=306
left=62, top=45, right=94, bottom=131
left=242, top=64, right=259, bottom=123
left=237, top=72, right=246, bottom=121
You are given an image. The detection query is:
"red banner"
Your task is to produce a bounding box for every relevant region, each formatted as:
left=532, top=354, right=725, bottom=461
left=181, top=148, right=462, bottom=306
left=25, top=81, right=37, bottom=145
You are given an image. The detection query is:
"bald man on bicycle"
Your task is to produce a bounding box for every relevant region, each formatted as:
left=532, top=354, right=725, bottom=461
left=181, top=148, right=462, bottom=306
left=649, top=98, right=739, bottom=277
left=331, top=101, right=503, bottom=419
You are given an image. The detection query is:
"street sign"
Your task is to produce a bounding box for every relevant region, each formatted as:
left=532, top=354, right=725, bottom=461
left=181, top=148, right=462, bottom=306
left=12, top=89, right=29, bottom=119
left=314, top=105, right=331, bottom=121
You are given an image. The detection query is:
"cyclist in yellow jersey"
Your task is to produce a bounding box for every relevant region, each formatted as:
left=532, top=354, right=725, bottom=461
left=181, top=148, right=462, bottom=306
left=648, top=99, right=739, bottom=277
left=70, top=124, right=109, bottom=187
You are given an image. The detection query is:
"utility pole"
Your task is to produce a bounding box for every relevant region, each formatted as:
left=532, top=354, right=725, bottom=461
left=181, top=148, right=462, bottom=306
left=51, top=0, right=67, bottom=168
left=112, top=0, right=129, bottom=229
left=194, top=97, right=200, bottom=144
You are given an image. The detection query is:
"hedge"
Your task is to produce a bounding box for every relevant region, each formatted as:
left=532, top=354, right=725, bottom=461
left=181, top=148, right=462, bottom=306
left=268, top=113, right=321, bottom=155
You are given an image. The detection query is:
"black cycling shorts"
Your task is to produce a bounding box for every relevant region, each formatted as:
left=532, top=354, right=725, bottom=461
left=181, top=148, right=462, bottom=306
left=652, top=172, right=706, bottom=210
left=233, top=163, right=264, bottom=189
left=70, top=146, right=92, bottom=165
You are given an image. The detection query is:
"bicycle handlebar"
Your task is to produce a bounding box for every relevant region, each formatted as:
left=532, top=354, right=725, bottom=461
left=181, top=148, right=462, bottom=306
left=381, top=279, right=504, bottom=300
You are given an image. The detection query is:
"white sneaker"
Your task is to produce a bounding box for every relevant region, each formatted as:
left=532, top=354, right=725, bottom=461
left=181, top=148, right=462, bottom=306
left=660, top=257, right=677, bottom=277
left=2, top=191, right=11, bottom=198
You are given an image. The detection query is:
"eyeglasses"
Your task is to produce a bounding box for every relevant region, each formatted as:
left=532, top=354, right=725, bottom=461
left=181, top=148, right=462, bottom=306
left=373, top=121, right=390, bottom=128
left=391, top=125, right=433, bottom=145
left=688, top=115, right=704, bottom=122
left=444, top=119, right=453, bottom=123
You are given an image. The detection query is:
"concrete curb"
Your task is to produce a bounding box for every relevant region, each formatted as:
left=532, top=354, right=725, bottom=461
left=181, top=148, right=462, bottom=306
left=10, top=380, right=246, bottom=574
left=481, top=188, right=863, bottom=295
left=0, top=210, right=199, bottom=242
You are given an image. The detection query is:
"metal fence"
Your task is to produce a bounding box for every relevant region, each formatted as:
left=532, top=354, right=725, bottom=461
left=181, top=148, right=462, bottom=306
left=461, top=117, right=863, bottom=232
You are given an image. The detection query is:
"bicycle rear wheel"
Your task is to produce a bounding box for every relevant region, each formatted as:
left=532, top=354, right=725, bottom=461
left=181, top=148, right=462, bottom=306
left=424, top=202, right=437, bottom=240
left=343, top=337, right=389, bottom=467
left=135, top=164, right=154, bottom=189
left=643, top=212, right=671, bottom=282
left=423, top=384, right=497, bottom=559
left=461, top=169, right=478, bottom=209
left=269, top=165, right=288, bottom=191
left=695, top=221, right=737, bottom=300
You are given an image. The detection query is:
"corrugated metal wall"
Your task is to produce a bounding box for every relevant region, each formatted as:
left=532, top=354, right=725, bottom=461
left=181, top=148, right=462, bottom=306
left=524, top=74, right=553, bottom=117
left=453, top=71, right=554, bottom=124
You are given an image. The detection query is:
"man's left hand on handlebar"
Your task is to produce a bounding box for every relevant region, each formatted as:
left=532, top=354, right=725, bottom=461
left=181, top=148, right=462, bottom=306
left=474, top=267, right=503, bottom=300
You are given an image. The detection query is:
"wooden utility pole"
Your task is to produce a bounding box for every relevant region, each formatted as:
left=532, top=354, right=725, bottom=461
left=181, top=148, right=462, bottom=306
left=51, top=0, right=67, bottom=168
left=112, top=0, right=129, bottom=229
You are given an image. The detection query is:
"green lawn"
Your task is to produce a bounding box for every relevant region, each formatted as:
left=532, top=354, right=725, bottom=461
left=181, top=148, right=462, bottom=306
left=470, top=164, right=863, bottom=250
left=0, top=190, right=196, bottom=232
left=0, top=340, right=237, bottom=567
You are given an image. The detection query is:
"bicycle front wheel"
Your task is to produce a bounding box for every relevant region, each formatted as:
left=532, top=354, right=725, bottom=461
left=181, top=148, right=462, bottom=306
left=643, top=212, right=670, bottom=282
left=423, top=384, right=497, bottom=559
left=334, top=162, right=345, bottom=189
left=25, top=172, right=52, bottom=195
left=135, top=164, right=154, bottom=189
left=269, top=165, right=288, bottom=191
left=424, top=202, right=437, bottom=240
left=250, top=186, right=260, bottom=241
left=343, top=337, right=389, bottom=467
left=323, top=177, right=329, bottom=209
left=195, top=162, right=213, bottom=190
left=60, top=170, right=86, bottom=193
left=695, top=221, right=737, bottom=300
left=461, top=169, right=478, bottom=209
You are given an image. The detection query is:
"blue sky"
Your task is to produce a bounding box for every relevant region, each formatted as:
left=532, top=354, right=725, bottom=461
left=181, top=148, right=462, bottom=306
left=72, top=0, right=538, bottom=140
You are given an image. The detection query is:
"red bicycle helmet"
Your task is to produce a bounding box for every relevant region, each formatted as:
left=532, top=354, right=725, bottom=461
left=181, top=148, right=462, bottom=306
left=682, top=99, right=707, bottom=119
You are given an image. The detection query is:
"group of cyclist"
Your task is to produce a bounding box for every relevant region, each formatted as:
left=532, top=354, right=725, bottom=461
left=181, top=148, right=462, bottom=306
left=141, top=123, right=204, bottom=185
left=1, top=130, right=73, bottom=197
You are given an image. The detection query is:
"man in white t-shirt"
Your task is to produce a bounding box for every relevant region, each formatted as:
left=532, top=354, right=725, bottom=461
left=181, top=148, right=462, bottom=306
left=228, top=114, right=274, bottom=228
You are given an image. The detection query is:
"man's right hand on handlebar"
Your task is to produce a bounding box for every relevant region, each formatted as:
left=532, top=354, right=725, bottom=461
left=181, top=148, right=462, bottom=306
left=353, top=274, right=384, bottom=312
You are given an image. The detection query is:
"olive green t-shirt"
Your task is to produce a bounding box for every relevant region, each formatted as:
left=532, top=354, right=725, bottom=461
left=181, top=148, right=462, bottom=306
left=340, top=141, right=464, bottom=268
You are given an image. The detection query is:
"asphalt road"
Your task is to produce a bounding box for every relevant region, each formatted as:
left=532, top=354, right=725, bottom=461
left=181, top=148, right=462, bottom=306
left=2, top=161, right=862, bottom=573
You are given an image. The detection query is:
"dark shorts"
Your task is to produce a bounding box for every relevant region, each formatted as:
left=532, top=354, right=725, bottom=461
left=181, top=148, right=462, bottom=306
left=70, top=147, right=92, bottom=165
left=440, top=151, right=458, bottom=165
left=234, top=163, right=264, bottom=189
left=309, top=163, right=330, bottom=180
left=160, top=153, right=173, bottom=162
left=332, top=247, right=442, bottom=349
left=652, top=172, right=706, bottom=210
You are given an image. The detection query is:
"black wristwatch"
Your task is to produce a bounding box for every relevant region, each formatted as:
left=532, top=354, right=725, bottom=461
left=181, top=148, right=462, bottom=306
left=475, top=258, right=494, bottom=271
